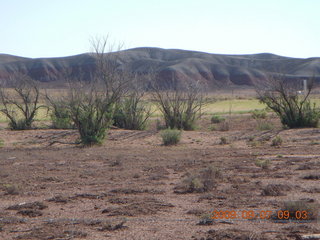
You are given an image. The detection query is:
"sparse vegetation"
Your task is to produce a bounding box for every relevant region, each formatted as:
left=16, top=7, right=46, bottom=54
left=251, top=109, right=267, bottom=119
left=3, top=184, right=19, bottom=195
left=113, top=91, right=151, bottom=130
left=256, top=75, right=320, bottom=128
left=218, top=121, right=230, bottom=131
left=160, top=129, right=181, bottom=146
left=211, top=114, right=225, bottom=123
left=255, top=158, right=271, bottom=169
left=0, top=73, right=43, bottom=130
left=175, top=165, right=222, bottom=193
left=257, top=121, right=273, bottom=131
left=271, top=136, right=283, bottom=146
left=274, top=201, right=319, bottom=221
left=151, top=76, right=206, bottom=130
left=219, top=136, right=228, bottom=145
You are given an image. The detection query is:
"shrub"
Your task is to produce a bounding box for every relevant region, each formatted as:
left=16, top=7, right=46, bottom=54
left=72, top=104, right=113, bottom=145
left=160, top=129, right=181, bottom=146
left=211, top=115, right=225, bottom=124
left=0, top=139, right=3, bottom=147
left=151, top=80, right=205, bottom=130
left=274, top=201, right=319, bottom=221
left=3, top=184, right=19, bottom=195
left=219, top=136, right=228, bottom=145
left=251, top=109, right=267, bottom=119
left=271, top=136, right=283, bottom=146
left=174, top=166, right=222, bottom=194
left=0, top=74, right=42, bottom=130
left=255, top=159, right=271, bottom=169
left=257, top=121, right=273, bottom=131
left=113, top=93, right=151, bottom=130
left=50, top=105, right=73, bottom=129
left=218, top=121, right=230, bottom=131
left=256, top=75, right=320, bottom=128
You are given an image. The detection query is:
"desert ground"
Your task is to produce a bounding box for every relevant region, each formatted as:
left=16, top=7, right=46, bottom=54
left=0, top=112, right=319, bottom=240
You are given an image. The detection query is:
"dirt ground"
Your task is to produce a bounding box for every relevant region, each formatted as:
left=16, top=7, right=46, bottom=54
left=0, top=115, right=319, bottom=240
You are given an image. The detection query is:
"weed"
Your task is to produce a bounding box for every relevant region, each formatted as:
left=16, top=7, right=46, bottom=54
left=219, top=136, right=228, bottom=145
left=208, top=125, right=216, bottom=131
left=211, top=115, right=225, bottom=124
left=271, top=136, right=283, bottom=146
left=175, top=165, right=222, bottom=193
left=0, top=139, right=4, bottom=147
left=198, top=213, right=214, bottom=225
left=255, top=159, right=271, bottom=169
left=276, top=154, right=283, bottom=158
left=274, top=201, right=319, bottom=221
left=251, top=109, right=267, bottom=119
left=310, top=140, right=320, bottom=145
left=3, top=184, right=19, bottom=195
left=160, top=129, right=181, bottom=146
left=218, top=121, right=230, bottom=131
left=257, top=121, right=273, bottom=131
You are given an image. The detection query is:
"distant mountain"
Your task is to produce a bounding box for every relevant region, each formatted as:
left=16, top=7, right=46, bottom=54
left=0, top=48, right=319, bottom=89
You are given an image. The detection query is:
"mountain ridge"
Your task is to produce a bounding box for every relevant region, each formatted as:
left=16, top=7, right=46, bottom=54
left=0, top=47, right=319, bottom=89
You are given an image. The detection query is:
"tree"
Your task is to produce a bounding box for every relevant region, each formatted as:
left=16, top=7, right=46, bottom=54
left=0, top=73, right=42, bottom=130
left=255, top=74, right=320, bottom=128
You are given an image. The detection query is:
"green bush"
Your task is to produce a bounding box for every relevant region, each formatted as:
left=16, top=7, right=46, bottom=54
left=251, top=109, right=267, bottom=119
left=211, top=115, right=225, bottom=124
left=113, top=94, right=151, bottom=130
left=271, top=136, right=283, bottom=147
left=219, top=136, right=228, bottom=145
left=51, top=105, right=73, bottom=129
left=9, top=119, right=32, bottom=130
left=74, top=107, right=112, bottom=145
left=160, top=129, right=181, bottom=146
left=257, top=121, right=273, bottom=131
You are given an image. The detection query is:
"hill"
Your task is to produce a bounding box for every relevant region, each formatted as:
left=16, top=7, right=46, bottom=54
left=0, top=48, right=319, bottom=89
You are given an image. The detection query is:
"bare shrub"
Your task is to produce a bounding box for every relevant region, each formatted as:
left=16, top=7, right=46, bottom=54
left=150, top=74, right=206, bottom=130
left=113, top=91, right=151, bottom=130
left=0, top=73, right=43, bottom=130
left=58, top=37, right=132, bottom=145
left=255, top=75, right=320, bottom=128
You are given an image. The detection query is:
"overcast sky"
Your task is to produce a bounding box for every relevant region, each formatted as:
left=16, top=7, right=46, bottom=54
left=1, top=0, right=319, bottom=58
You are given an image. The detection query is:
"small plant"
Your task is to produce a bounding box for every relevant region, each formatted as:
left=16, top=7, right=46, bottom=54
left=310, top=140, right=320, bottom=145
left=251, top=109, right=267, bottom=119
left=50, top=105, right=74, bottom=129
left=271, top=136, right=283, bottom=147
left=0, top=139, right=4, bottom=148
left=160, top=129, right=181, bottom=146
left=219, top=136, right=228, bottom=145
left=174, top=165, right=222, bottom=194
left=113, top=92, right=151, bottom=130
left=276, top=154, right=283, bottom=158
left=3, top=184, right=19, bottom=195
left=156, top=119, right=167, bottom=130
left=208, top=125, right=216, bottom=131
left=255, top=159, right=271, bottom=169
left=274, top=201, right=319, bottom=221
left=198, top=213, right=214, bottom=225
left=257, top=121, right=273, bottom=131
left=218, top=121, right=230, bottom=131
left=211, top=115, right=225, bottom=124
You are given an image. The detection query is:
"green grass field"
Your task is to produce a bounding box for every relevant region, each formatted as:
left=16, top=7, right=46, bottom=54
left=0, top=98, right=319, bottom=123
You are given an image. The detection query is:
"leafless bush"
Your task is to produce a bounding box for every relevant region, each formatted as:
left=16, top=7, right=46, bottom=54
left=255, top=75, right=320, bottom=128
left=0, top=73, right=42, bottom=130
left=150, top=75, right=206, bottom=130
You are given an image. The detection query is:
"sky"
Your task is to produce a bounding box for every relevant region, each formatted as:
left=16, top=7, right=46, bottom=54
left=0, top=0, right=319, bottom=59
